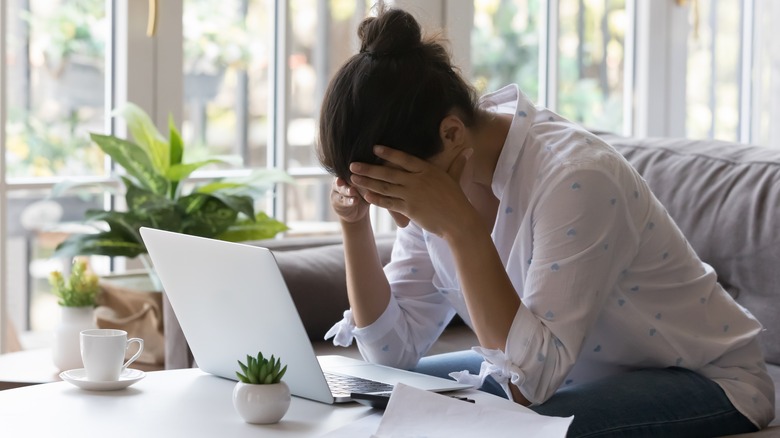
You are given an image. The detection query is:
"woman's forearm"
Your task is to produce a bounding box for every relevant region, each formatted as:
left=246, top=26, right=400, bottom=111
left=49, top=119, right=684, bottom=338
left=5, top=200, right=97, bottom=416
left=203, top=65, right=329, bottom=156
left=340, top=217, right=392, bottom=328
left=444, top=218, right=521, bottom=351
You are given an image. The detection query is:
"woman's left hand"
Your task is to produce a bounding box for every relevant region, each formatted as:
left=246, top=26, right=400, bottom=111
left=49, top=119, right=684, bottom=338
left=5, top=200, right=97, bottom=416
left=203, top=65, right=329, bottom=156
left=348, top=145, right=479, bottom=239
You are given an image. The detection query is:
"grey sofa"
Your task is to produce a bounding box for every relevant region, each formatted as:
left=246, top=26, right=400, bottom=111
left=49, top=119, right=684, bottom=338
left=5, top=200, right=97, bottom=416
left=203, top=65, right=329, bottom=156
left=163, top=133, right=779, bottom=435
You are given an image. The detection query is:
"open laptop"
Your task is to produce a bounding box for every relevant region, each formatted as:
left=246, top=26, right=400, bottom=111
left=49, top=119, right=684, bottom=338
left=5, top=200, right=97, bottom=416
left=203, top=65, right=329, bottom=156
left=139, top=227, right=471, bottom=404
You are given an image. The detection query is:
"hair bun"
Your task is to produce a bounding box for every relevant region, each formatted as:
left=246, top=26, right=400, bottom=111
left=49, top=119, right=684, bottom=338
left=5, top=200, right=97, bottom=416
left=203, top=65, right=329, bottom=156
left=358, top=8, right=422, bottom=57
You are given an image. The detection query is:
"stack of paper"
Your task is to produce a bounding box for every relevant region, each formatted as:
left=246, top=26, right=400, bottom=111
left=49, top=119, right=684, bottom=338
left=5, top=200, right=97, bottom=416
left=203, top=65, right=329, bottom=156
left=321, top=383, right=572, bottom=437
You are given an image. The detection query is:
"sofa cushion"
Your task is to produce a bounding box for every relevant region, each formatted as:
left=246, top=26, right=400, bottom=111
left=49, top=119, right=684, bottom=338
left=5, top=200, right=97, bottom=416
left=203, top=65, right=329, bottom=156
left=600, top=134, right=780, bottom=365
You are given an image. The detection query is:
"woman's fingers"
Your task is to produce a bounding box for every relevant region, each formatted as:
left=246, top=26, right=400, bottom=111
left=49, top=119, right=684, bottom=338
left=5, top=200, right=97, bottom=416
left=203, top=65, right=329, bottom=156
left=372, top=145, right=427, bottom=173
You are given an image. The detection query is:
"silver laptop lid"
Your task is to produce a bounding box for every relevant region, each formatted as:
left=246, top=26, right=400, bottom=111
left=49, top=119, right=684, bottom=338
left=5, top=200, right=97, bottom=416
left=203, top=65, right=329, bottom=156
left=140, top=227, right=335, bottom=404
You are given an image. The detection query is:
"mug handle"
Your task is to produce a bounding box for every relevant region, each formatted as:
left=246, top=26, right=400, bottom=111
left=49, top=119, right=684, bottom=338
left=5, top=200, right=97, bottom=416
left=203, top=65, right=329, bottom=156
left=122, top=338, right=145, bottom=371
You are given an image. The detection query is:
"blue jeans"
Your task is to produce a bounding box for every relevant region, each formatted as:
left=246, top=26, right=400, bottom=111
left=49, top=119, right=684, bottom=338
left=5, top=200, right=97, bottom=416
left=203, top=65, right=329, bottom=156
left=414, top=350, right=758, bottom=437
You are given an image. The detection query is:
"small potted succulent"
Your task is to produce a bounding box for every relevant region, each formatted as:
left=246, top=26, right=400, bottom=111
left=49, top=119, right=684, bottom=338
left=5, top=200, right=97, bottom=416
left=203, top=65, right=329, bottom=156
left=233, top=352, right=290, bottom=424
left=49, top=259, right=100, bottom=371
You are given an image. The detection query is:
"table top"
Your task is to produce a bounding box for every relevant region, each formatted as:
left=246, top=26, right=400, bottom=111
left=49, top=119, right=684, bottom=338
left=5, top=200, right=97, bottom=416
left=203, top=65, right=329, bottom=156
left=0, top=348, right=163, bottom=390
left=0, top=367, right=525, bottom=437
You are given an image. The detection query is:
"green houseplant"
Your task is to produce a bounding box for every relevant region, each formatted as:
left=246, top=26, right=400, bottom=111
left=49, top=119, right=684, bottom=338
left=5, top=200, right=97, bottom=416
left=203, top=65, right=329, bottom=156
left=49, top=259, right=100, bottom=371
left=49, top=259, right=99, bottom=307
left=233, top=352, right=291, bottom=424
left=53, top=103, right=290, bottom=262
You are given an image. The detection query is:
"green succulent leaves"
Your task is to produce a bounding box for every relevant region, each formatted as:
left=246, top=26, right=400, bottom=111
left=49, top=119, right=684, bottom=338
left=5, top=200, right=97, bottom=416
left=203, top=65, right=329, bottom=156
left=236, top=352, right=288, bottom=385
left=54, top=103, right=289, bottom=259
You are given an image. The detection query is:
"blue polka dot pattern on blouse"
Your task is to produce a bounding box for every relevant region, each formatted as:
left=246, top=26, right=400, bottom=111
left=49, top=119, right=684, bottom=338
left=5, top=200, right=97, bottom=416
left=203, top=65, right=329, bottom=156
left=571, top=182, right=581, bottom=190
left=517, top=110, right=527, bottom=117
left=551, top=263, right=560, bottom=271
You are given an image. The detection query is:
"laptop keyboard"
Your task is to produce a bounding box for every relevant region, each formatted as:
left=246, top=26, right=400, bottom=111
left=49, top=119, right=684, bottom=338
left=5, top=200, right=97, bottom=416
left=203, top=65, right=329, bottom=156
left=324, top=372, right=394, bottom=397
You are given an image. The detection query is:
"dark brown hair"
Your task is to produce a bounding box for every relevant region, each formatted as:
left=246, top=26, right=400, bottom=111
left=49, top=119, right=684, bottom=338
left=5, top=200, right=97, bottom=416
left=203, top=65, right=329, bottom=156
left=317, top=7, right=479, bottom=181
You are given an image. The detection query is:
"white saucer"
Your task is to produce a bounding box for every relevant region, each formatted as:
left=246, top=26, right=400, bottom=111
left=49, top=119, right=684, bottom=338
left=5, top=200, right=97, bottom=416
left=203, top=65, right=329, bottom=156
left=60, top=368, right=145, bottom=391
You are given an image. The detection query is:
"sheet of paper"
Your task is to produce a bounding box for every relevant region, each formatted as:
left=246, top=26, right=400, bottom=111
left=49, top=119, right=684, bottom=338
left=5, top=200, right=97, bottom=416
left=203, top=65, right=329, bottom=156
left=372, top=383, right=572, bottom=438
left=318, top=414, right=382, bottom=437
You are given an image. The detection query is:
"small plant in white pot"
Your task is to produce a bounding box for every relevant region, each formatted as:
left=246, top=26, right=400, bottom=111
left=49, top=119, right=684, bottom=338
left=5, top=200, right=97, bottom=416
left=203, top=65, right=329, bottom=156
left=233, top=352, right=290, bottom=424
left=49, top=259, right=99, bottom=371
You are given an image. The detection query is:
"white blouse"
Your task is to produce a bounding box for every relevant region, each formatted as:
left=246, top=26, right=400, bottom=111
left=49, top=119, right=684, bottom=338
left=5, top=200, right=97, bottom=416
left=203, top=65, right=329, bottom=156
left=326, top=84, right=775, bottom=428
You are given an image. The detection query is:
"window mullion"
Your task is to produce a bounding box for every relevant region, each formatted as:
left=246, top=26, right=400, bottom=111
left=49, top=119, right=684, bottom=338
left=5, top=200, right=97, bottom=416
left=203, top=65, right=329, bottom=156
left=0, top=0, right=8, bottom=354
left=623, top=0, right=637, bottom=137
left=270, top=0, right=290, bottom=224
left=739, top=0, right=755, bottom=144
left=634, top=0, right=688, bottom=137
left=538, top=0, right=559, bottom=109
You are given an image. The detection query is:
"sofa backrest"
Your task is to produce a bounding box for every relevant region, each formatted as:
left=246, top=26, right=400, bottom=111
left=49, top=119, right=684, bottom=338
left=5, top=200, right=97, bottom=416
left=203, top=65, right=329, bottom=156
left=255, top=233, right=395, bottom=342
left=601, top=133, right=780, bottom=365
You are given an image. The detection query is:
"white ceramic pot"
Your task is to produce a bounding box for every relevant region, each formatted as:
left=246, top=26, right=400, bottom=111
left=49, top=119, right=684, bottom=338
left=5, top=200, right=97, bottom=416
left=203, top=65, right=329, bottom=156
left=52, top=306, right=96, bottom=371
left=232, top=381, right=291, bottom=424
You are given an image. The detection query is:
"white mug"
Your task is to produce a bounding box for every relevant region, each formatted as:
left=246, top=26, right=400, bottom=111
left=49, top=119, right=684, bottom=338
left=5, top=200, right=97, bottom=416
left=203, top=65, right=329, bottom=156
left=80, top=329, right=144, bottom=381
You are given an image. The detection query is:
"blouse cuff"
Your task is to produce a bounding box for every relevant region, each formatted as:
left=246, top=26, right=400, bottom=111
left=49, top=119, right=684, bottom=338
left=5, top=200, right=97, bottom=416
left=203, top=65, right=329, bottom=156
left=324, top=309, right=357, bottom=347
left=324, top=295, right=401, bottom=347
left=448, top=346, right=525, bottom=398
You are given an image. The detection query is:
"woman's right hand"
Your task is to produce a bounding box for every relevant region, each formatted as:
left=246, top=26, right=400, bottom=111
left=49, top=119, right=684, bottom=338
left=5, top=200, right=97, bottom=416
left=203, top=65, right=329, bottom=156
left=331, top=177, right=370, bottom=224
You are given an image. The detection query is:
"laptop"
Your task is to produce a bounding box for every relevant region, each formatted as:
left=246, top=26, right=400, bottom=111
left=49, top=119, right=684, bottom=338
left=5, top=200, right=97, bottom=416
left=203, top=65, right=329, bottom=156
left=139, top=227, right=471, bottom=404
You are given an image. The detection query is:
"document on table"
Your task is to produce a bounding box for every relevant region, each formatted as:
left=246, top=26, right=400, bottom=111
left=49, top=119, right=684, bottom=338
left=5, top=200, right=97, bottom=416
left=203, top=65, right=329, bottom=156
left=320, top=383, right=573, bottom=437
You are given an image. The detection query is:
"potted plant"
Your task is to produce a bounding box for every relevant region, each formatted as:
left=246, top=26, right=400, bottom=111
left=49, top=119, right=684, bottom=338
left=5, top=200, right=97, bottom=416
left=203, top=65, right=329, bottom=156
left=49, top=259, right=99, bottom=371
left=52, top=102, right=290, bottom=278
left=233, top=352, right=290, bottom=424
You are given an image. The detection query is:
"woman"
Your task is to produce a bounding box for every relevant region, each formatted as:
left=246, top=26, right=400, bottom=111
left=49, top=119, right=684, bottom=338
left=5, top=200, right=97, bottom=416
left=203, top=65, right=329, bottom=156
left=317, top=7, right=774, bottom=437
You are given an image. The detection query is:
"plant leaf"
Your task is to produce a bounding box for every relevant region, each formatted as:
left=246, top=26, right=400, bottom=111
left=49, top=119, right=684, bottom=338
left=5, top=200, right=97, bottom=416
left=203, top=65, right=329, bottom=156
left=206, top=193, right=254, bottom=219
left=275, top=365, right=287, bottom=383
left=115, top=102, right=169, bottom=174
left=168, top=114, right=184, bottom=166
left=85, top=210, right=144, bottom=243
left=54, top=232, right=146, bottom=258
left=166, top=159, right=226, bottom=182
left=217, top=212, right=288, bottom=242
left=49, top=178, right=121, bottom=199
left=178, top=193, right=238, bottom=237
left=90, top=133, right=169, bottom=196
left=195, top=168, right=292, bottom=195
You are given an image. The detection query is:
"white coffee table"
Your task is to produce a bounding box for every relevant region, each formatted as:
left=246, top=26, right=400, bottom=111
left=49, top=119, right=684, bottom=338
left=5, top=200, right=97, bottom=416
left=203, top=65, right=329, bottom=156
left=0, top=367, right=526, bottom=437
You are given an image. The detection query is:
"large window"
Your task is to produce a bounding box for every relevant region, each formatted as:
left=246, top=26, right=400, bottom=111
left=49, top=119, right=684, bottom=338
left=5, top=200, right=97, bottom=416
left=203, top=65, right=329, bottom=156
left=0, top=0, right=371, bottom=350
left=471, top=0, right=628, bottom=133
left=1, top=0, right=778, bottom=352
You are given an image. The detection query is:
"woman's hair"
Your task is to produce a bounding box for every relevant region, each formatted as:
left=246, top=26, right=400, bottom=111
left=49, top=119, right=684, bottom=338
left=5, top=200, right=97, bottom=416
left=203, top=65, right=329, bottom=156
left=317, top=7, right=479, bottom=180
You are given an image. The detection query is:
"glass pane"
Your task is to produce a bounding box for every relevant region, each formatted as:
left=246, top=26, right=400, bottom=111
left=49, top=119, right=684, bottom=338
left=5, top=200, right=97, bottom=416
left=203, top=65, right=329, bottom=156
left=287, top=0, right=373, bottom=170
left=285, top=177, right=339, bottom=225
left=471, top=0, right=541, bottom=99
left=5, top=0, right=107, bottom=179
left=182, top=0, right=272, bottom=167
left=753, top=0, right=780, bottom=148
left=557, top=0, right=626, bottom=132
left=4, top=190, right=105, bottom=342
left=686, top=0, right=741, bottom=142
